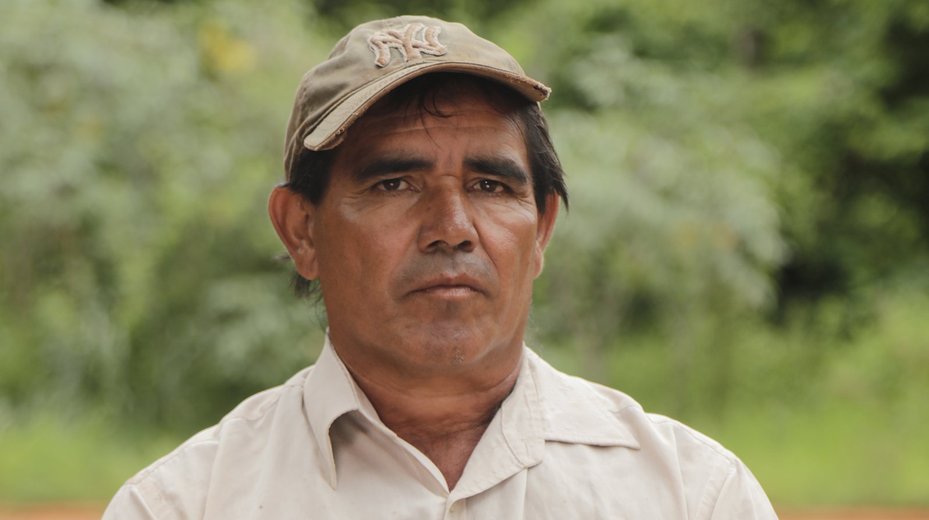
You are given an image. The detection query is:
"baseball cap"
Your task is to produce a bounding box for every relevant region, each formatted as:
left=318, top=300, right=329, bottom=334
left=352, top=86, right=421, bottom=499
left=283, top=15, right=551, bottom=179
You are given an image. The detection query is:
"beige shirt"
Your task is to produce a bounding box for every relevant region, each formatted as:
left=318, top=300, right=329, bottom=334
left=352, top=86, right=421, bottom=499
left=104, top=339, right=777, bottom=519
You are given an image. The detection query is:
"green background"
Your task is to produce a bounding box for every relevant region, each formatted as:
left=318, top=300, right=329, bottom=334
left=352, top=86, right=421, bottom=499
left=1, top=0, right=928, bottom=508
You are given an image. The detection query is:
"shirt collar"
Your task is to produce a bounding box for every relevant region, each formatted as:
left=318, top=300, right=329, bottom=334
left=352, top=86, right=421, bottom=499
left=301, top=334, right=368, bottom=489
left=523, top=348, right=641, bottom=449
left=449, top=347, right=640, bottom=499
left=302, top=338, right=640, bottom=490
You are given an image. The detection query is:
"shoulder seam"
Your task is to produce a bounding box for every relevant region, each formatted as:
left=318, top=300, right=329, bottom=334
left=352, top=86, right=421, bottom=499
left=700, top=455, right=738, bottom=520
left=644, top=414, right=737, bottom=462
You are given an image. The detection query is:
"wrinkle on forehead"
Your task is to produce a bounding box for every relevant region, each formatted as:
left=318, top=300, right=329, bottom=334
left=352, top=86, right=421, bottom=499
left=348, top=86, right=527, bottom=148
left=337, top=92, right=527, bottom=163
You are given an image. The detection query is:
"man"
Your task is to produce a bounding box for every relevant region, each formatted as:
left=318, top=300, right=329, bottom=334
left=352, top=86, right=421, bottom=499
left=104, top=16, right=777, bottom=519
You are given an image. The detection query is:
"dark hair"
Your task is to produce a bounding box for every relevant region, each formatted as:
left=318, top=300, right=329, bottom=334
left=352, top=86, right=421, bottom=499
left=284, top=73, right=568, bottom=299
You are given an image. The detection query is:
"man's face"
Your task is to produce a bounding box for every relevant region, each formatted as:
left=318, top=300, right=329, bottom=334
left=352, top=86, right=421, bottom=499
left=298, top=89, right=557, bottom=382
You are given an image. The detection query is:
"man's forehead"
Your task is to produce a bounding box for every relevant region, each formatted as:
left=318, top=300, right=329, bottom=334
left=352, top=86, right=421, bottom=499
left=362, top=96, right=520, bottom=129
left=337, top=99, right=524, bottom=159
left=341, top=81, right=527, bottom=146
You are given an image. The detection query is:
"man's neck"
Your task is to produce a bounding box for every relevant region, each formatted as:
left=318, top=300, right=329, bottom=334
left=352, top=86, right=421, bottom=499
left=341, top=352, right=523, bottom=490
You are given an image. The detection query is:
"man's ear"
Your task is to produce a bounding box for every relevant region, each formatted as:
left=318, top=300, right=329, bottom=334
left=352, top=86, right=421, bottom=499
left=533, top=193, right=560, bottom=277
left=268, top=186, right=319, bottom=281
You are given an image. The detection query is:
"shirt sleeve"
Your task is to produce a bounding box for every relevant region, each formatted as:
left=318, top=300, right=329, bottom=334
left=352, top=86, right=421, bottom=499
left=707, top=459, right=779, bottom=519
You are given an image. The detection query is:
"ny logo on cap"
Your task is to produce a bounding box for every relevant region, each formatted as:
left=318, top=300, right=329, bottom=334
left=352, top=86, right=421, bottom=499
left=368, top=23, right=448, bottom=68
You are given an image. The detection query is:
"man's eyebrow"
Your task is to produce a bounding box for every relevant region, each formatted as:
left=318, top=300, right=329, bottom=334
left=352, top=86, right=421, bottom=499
left=354, top=155, right=432, bottom=181
left=465, top=156, right=530, bottom=184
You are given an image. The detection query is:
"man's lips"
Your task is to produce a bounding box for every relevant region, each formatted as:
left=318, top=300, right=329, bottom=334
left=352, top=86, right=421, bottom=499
left=409, top=274, right=486, bottom=296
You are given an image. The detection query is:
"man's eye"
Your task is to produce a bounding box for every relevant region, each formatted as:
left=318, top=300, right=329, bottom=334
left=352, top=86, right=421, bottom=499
left=475, top=179, right=506, bottom=194
left=375, top=178, right=408, bottom=191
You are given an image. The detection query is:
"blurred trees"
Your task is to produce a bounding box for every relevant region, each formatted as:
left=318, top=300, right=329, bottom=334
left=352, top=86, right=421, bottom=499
left=0, top=0, right=331, bottom=428
left=1, top=0, right=928, bottom=432
left=513, top=0, right=929, bottom=412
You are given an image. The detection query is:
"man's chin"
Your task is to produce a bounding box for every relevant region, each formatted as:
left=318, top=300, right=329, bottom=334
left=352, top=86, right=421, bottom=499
left=401, top=327, right=520, bottom=367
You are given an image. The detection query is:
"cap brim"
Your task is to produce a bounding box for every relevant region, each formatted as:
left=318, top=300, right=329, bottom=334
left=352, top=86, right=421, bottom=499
left=302, top=61, right=550, bottom=151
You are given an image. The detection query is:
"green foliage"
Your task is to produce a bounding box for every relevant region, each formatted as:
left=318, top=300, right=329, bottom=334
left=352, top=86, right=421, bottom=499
left=703, top=401, right=929, bottom=507
left=0, top=0, right=328, bottom=429
left=0, top=412, right=182, bottom=502
left=509, top=0, right=929, bottom=401
left=1, top=0, right=928, bottom=507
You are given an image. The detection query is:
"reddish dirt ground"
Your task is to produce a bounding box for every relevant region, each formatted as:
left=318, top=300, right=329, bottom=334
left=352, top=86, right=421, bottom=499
left=0, top=504, right=103, bottom=520
left=1, top=504, right=928, bottom=519
left=779, top=510, right=929, bottom=520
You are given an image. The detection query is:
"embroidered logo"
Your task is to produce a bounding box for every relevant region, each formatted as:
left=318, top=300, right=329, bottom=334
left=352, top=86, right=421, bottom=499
left=368, top=23, right=447, bottom=68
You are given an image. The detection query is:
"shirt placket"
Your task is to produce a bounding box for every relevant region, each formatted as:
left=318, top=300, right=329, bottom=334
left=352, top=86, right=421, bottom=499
left=444, top=498, right=467, bottom=519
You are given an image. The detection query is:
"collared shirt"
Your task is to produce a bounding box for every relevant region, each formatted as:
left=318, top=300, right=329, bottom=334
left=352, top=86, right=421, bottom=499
left=103, top=338, right=778, bottom=519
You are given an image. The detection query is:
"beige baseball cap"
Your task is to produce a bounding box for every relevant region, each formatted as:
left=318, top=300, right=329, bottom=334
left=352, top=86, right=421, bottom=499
left=283, top=15, right=551, bottom=179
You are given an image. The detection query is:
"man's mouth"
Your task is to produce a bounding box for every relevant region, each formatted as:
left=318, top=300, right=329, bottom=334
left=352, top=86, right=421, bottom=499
left=411, top=274, right=486, bottom=297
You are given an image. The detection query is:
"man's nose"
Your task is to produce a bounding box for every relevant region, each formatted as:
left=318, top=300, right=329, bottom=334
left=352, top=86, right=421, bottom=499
left=417, top=187, right=477, bottom=253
